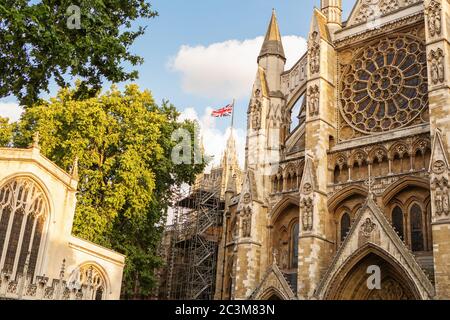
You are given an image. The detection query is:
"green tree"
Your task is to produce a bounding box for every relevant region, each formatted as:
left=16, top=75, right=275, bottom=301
left=0, top=1, right=157, bottom=106
left=0, top=117, right=14, bottom=146
left=14, top=84, right=206, bottom=298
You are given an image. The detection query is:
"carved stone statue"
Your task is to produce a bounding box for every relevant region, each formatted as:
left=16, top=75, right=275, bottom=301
left=308, top=85, right=320, bottom=117
left=426, top=0, right=442, bottom=37
left=301, top=197, right=313, bottom=232
left=429, top=49, right=445, bottom=85
left=438, top=54, right=445, bottom=83
left=436, top=191, right=443, bottom=215
left=308, top=32, right=320, bottom=75
left=443, top=192, right=449, bottom=215
left=251, top=89, right=262, bottom=130
left=241, top=208, right=252, bottom=238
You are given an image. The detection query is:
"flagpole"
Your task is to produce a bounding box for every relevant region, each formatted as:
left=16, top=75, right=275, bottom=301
left=231, top=99, right=235, bottom=130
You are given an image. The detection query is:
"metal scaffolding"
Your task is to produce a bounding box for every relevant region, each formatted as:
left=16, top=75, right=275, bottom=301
left=163, top=181, right=223, bottom=300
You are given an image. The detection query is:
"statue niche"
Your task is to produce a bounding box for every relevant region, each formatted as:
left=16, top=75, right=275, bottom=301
left=241, top=207, right=252, bottom=238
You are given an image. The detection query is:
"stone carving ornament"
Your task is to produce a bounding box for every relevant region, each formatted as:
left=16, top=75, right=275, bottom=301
left=251, top=89, right=262, bottom=130
left=340, top=35, right=428, bottom=134
left=429, top=48, right=445, bottom=85
left=432, top=160, right=446, bottom=174
left=368, top=278, right=410, bottom=300
left=360, top=218, right=377, bottom=237
left=426, top=0, right=442, bottom=37
left=355, top=0, right=420, bottom=24
left=303, top=183, right=313, bottom=194
left=301, top=197, right=313, bottom=232
left=308, top=32, right=320, bottom=75
left=241, top=208, right=252, bottom=238
left=433, top=176, right=450, bottom=216
left=243, top=193, right=251, bottom=204
left=308, top=85, right=320, bottom=117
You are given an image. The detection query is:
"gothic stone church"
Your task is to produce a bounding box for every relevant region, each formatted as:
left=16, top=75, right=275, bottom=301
left=0, top=139, right=125, bottom=300
left=214, top=0, right=450, bottom=300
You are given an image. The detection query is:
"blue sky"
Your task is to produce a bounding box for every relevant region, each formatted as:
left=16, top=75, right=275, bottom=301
left=0, top=0, right=355, bottom=166
left=139, top=0, right=353, bottom=129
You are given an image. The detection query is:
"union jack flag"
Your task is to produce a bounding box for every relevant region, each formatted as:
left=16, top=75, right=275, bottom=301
left=211, top=103, right=233, bottom=117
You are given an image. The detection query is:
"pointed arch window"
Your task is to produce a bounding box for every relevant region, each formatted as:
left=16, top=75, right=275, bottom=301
left=392, top=206, right=404, bottom=241
left=410, top=204, right=424, bottom=252
left=340, top=213, right=351, bottom=242
left=0, top=178, right=48, bottom=279
left=290, top=222, right=299, bottom=269
left=68, top=264, right=107, bottom=300
left=290, top=94, right=306, bottom=133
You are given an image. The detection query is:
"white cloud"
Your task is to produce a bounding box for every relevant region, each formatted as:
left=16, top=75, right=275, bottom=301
left=0, top=102, right=23, bottom=122
left=179, top=107, right=246, bottom=172
left=169, top=35, right=307, bottom=100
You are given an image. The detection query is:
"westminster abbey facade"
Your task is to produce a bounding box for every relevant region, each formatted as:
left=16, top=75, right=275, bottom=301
left=214, top=0, right=450, bottom=300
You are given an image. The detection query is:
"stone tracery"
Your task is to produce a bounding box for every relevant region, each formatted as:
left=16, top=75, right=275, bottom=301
left=340, top=35, right=428, bottom=134
left=0, top=177, right=48, bottom=279
left=68, top=264, right=107, bottom=300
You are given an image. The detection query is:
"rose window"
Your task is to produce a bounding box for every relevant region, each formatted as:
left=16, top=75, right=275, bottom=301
left=340, top=36, right=428, bottom=133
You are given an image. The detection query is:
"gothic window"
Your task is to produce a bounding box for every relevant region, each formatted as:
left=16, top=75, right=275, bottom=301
left=290, top=222, right=299, bottom=269
left=392, top=206, right=404, bottom=240
left=334, top=163, right=348, bottom=184
left=95, top=287, right=104, bottom=301
left=392, top=153, right=403, bottom=174
left=0, top=178, right=48, bottom=279
left=414, top=149, right=425, bottom=170
left=69, top=264, right=107, bottom=300
left=290, top=94, right=306, bottom=133
left=410, top=204, right=424, bottom=252
left=334, top=165, right=341, bottom=184
left=272, top=176, right=277, bottom=193
left=340, top=213, right=351, bottom=242
left=340, top=35, right=428, bottom=134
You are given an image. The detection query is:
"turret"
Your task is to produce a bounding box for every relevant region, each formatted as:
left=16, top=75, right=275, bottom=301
left=321, top=0, right=342, bottom=33
left=257, top=9, right=286, bottom=95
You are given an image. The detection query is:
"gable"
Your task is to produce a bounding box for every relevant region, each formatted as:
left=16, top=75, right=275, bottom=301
left=249, top=262, right=296, bottom=300
left=315, top=195, right=434, bottom=299
left=238, top=170, right=260, bottom=210
left=310, top=9, right=330, bottom=42
left=346, top=0, right=423, bottom=27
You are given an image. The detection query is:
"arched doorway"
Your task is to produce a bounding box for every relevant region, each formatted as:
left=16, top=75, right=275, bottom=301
left=325, top=247, right=421, bottom=300
left=259, top=288, right=286, bottom=300
left=267, top=294, right=282, bottom=300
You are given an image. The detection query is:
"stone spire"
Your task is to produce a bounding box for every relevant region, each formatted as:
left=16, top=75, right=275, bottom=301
left=225, top=166, right=237, bottom=194
left=258, top=9, right=285, bottom=62
left=222, top=129, right=240, bottom=196
left=221, top=129, right=239, bottom=168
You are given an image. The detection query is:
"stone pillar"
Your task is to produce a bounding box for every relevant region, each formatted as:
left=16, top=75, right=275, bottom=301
left=297, top=9, right=336, bottom=299
left=232, top=200, right=266, bottom=300
left=425, top=0, right=450, bottom=299
left=214, top=177, right=235, bottom=300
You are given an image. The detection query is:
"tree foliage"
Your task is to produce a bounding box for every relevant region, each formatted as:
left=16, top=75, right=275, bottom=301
left=0, top=1, right=157, bottom=106
left=0, top=117, right=14, bottom=146
left=13, top=84, right=205, bottom=298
